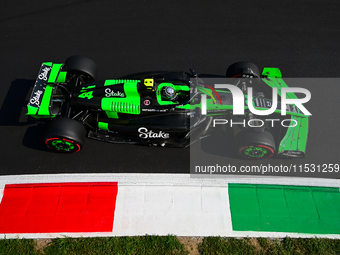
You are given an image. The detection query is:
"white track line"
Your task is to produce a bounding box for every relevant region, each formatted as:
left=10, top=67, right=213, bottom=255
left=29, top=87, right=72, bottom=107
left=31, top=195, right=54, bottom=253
left=0, top=173, right=339, bottom=187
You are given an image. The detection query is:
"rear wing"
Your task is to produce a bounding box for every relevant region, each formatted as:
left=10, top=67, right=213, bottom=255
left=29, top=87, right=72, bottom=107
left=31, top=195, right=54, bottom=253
left=27, top=62, right=66, bottom=118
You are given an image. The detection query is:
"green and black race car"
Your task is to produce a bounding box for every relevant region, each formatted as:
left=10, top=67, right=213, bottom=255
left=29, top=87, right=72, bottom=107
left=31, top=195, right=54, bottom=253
left=27, top=56, right=310, bottom=159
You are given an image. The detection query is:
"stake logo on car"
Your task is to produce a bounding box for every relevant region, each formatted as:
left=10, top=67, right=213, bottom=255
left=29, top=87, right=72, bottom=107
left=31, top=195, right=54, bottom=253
left=38, top=67, right=51, bottom=81
left=138, top=127, right=170, bottom=139
left=29, top=90, right=43, bottom=107
left=105, top=88, right=125, bottom=97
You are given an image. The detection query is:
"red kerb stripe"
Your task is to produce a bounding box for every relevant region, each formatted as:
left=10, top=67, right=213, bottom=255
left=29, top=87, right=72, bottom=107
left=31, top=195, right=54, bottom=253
left=0, top=182, right=118, bottom=233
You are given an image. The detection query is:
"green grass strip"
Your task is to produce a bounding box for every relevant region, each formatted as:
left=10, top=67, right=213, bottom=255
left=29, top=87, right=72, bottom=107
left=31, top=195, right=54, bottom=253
left=1, top=236, right=340, bottom=254
left=0, top=238, right=39, bottom=255
left=44, top=236, right=188, bottom=255
left=198, top=237, right=340, bottom=255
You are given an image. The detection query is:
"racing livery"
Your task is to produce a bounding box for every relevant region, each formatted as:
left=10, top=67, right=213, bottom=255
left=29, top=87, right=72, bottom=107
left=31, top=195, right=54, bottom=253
left=27, top=56, right=309, bottom=159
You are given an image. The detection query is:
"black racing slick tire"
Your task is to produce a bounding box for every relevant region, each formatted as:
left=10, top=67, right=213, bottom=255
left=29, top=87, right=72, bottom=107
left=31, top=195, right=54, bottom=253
left=65, top=55, right=97, bottom=82
left=45, top=118, right=86, bottom=153
left=236, top=129, right=276, bottom=159
left=226, top=61, right=260, bottom=78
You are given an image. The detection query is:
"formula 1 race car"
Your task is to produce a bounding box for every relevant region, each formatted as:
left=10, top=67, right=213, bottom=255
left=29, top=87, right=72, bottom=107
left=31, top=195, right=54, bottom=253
left=27, top=56, right=310, bottom=159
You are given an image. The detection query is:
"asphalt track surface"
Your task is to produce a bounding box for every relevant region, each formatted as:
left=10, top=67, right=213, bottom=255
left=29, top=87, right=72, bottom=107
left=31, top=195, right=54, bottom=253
left=1, top=1, right=339, bottom=177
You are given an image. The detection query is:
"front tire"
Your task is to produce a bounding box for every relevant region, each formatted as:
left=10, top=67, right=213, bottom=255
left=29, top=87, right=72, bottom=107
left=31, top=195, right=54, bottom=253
left=45, top=118, right=86, bottom=153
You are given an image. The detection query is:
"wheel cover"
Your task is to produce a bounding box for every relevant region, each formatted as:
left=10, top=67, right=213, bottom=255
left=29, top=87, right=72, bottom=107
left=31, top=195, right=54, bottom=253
left=240, top=145, right=274, bottom=159
left=51, top=140, right=74, bottom=151
left=244, top=147, right=268, bottom=158
left=46, top=138, right=81, bottom=153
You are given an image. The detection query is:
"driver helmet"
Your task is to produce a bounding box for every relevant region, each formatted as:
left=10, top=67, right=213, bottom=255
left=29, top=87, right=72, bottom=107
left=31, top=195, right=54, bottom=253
left=161, top=86, right=178, bottom=101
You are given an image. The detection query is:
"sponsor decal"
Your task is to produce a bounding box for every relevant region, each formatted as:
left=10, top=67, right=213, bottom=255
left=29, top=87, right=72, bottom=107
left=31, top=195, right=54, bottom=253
left=143, top=99, right=151, bottom=106
left=142, top=109, right=168, bottom=112
left=138, top=127, right=170, bottom=139
left=283, top=151, right=303, bottom=155
left=105, top=88, right=125, bottom=97
left=29, top=90, right=43, bottom=107
left=38, top=67, right=52, bottom=81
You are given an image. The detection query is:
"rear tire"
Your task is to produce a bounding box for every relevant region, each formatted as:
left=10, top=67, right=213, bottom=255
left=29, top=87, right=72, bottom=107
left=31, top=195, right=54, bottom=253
left=236, top=129, right=275, bottom=159
left=45, top=118, right=86, bottom=153
left=65, top=56, right=97, bottom=82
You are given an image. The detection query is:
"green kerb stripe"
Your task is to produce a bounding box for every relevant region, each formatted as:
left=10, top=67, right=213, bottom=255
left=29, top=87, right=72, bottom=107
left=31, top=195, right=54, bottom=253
left=229, top=184, right=340, bottom=234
